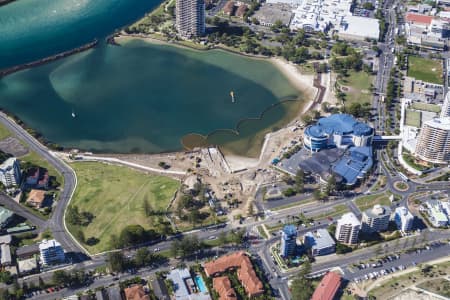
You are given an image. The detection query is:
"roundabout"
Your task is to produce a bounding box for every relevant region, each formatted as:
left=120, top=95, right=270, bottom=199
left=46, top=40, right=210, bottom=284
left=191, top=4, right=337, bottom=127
left=393, top=181, right=410, bottom=192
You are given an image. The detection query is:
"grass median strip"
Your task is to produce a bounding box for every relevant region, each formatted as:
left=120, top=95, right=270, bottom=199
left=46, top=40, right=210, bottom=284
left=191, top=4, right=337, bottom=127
left=354, top=192, right=391, bottom=211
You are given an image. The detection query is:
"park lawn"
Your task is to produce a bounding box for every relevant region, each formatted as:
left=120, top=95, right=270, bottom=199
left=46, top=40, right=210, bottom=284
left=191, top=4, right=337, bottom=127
left=405, top=109, right=421, bottom=127
left=68, top=161, right=180, bottom=254
left=411, top=102, right=441, bottom=113
left=340, top=71, right=374, bottom=106
left=354, top=192, right=391, bottom=211
left=407, top=56, right=443, bottom=84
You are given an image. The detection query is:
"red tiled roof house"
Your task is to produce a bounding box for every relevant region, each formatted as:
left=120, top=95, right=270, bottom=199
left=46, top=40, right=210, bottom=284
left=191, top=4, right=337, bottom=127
left=311, top=272, right=342, bottom=300
left=203, top=251, right=264, bottom=298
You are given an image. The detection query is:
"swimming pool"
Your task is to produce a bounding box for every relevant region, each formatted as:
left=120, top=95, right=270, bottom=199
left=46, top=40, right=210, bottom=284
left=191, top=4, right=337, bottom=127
left=194, top=275, right=207, bottom=293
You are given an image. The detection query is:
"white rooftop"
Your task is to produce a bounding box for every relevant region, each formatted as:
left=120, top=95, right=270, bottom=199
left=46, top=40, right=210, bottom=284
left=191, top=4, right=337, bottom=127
left=424, top=117, right=450, bottom=130
left=39, top=239, right=62, bottom=251
left=340, top=15, right=380, bottom=39
left=339, top=212, right=361, bottom=226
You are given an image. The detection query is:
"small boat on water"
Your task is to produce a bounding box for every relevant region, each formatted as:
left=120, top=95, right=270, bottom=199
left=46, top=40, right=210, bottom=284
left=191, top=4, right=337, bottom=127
left=230, top=91, right=235, bottom=103
left=71, top=111, right=76, bottom=118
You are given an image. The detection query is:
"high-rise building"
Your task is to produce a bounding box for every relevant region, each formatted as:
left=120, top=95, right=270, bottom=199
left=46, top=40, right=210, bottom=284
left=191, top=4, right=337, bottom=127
left=394, top=206, right=414, bottom=232
left=415, top=117, right=450, bottom=164
left=361, top=204, right=391, bottom=233
left=176, top=0, right=205, bottom=38
left=280, top=225, right=297, bottom=257
left=0, top=157, right=21, bottom=188
left=39, top=239, right=65, bottom=266
left=335, top=212, right=360, bottom=245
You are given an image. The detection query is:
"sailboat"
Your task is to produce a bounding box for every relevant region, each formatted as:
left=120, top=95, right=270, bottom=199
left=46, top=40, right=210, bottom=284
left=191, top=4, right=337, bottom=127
left=230, top=91, right=235, bottom=103
left=71, top=110, right=76, bottom=118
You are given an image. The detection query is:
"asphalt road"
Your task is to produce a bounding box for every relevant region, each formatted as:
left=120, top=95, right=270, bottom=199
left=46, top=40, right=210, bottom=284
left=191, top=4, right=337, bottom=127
left=0, top=193, right=46, bottom=229
left=0, top=113, right=84, bottom=258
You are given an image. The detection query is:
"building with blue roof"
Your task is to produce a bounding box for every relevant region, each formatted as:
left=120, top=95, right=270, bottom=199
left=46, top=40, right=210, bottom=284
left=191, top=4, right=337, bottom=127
left=280, top=225, right=297, bottom=257
left=332, top=146, right=373, bottom=186
left=304, top=114, right=374, bottom=152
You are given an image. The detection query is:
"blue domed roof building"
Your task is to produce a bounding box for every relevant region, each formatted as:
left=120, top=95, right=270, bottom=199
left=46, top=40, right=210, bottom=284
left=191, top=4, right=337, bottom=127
left=304, top=114, right=374, bottom=152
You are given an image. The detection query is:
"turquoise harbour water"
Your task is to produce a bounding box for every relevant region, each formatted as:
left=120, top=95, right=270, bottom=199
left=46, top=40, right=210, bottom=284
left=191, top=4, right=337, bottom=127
left=0, top=0, right=158, bottom=68
left=0, top=1, right=302, bottom=155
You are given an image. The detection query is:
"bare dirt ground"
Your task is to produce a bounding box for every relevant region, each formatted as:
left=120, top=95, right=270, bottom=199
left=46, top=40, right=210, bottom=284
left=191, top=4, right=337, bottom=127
left=0, top=137, right=28, bottom=157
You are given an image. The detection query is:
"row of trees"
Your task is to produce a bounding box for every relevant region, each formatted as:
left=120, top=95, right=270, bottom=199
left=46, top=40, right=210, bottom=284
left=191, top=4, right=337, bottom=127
left=290, top=260, right=314, bottom=299
left=107, top=247, right=164, bottom=273
left=52, top=269, right=91, bottom=287
left=109, top=224, right=160, bottom=249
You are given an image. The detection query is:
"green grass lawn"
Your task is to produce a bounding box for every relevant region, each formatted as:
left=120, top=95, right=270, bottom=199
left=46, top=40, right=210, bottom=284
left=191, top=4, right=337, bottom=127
left=68, top=161, right=180, bottom=254
left=0, top=124, right=12, bottom=140
left=407, top=56, right=443, bottom=84
left=411, top=102, right=441, bottom=113
left=339, top=71, right=374, bottom=106
left=405, top=109, right=421, bottom=127
left=354, top=192, right=392, bottom=211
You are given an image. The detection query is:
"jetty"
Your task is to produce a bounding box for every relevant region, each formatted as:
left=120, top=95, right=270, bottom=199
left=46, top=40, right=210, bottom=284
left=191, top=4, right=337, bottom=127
left=0, top=39, right=99, bottom=78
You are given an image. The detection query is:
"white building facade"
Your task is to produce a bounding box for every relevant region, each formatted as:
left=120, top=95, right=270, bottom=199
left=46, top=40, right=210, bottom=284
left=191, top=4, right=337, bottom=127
left=394, top=206, right=414, bottom=231
left=39, top=239, right=65, bottom=266
left=335, top=212, right=361, bottom=245
left=0, top=157, right=21, bottom=188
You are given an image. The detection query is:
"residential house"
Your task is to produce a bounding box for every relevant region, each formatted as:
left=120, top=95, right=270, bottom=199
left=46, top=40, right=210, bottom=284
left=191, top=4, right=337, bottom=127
left=26, top=189, right=47, bottom=209
left=311, top=272, right=342, bottom=300
left=1, top=244, right=11, bottom=266
left=16, top=244, right=39, bottom=259
left=223, top=1, right=235, bottom=15
left=106, top=286, right=123, bottom=300
left=235, top=4, right=248, bottom=18
left=213, top=276, right=237, bottom=300
left=124, top=284, right=149, bottom=300
left=150, top=277, right=170, bottom=300
left=17, top=257, right=38, bottom=276
left=203, top=251, right=264, bottom=298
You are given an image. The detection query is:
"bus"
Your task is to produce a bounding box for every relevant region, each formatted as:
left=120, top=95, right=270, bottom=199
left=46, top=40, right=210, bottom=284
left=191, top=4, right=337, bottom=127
left=398, top=172, right=409, bottom=182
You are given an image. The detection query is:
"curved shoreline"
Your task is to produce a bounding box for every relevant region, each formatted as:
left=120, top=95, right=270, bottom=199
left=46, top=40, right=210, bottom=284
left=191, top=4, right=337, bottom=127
left=180, top=98, right=303, bottom=150
left=0, top=39, right=98, bottom=78
left=0, top=0, right=16, bottom=7
left=0, top=33, right=318, bottom=158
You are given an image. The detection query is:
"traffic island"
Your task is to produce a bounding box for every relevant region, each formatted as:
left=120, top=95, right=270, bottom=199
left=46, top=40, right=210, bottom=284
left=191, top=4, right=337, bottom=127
left=393, top=181, right=409, bottom=192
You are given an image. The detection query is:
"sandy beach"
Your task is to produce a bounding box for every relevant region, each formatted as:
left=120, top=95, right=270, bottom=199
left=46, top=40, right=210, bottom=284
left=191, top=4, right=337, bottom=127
left=270, top=57, right=316, bottom=97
